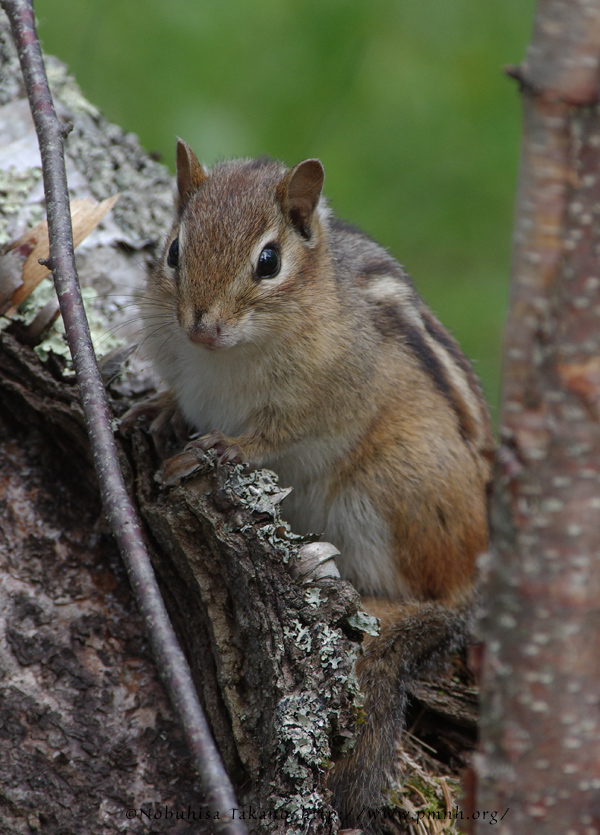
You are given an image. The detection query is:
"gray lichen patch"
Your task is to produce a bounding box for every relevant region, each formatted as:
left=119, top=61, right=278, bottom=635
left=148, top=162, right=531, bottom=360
left=304, top=588, right=322, bottom=608
left=226, top=467, right=293, bottom=518
left=1, top=280, right=124, bottom=365
left=274, top=693, right=339, bottom=827
left=277, top=693, right=331, bottom=769
left=38, top=54, right=174, bottom=247
left=153, top=446, right=365, bottom=832
left=346, top=611, right=380, bottom=637
left=273, top=790, right=335, bottom=833
left=222, top=465, right=305, bottom=563
left=0, top=166, right=42, bottom=246
left=283, top=621, right=313, bottom=654
left=273, top=621, right=361, bottom=813
left=0, top=17, right=22, bottom=105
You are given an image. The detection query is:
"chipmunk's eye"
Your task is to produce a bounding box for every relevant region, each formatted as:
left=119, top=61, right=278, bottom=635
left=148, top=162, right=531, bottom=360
left=167, top=237, right=179, bottom=268
left=256, top=245, right=280, bottom=279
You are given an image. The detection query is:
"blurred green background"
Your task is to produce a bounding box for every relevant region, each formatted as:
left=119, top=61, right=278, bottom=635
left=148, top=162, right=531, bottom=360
left=34, top=0, right=535, bottom=419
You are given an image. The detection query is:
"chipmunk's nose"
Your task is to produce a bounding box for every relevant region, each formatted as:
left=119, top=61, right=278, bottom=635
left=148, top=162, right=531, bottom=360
left=188, top=311, right=223, bottom=349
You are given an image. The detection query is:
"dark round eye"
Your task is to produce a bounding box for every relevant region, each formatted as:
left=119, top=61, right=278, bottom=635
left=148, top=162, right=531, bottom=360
left=167, top=237, right=179, bottom=268
left=256, top=245, right=281, bottom=279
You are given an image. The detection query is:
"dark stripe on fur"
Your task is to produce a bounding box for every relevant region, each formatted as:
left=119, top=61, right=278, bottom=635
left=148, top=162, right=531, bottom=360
left=421, top=309, right=474, bottom=378
left=371, top=303, right=478, bottom=442
left=420, top=308, right=491, bottom=439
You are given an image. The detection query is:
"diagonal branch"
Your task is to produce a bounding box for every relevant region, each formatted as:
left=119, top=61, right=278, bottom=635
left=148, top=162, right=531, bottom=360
left=0, top=2, right=246, bottom=832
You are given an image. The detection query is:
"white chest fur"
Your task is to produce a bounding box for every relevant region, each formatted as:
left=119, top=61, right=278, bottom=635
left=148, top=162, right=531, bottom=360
left=153, top=330, right=264, bottom=436
left=150, top=331, right=403, bottom=600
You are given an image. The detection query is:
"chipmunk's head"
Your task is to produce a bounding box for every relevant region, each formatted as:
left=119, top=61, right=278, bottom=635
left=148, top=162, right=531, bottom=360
left=153, top=139, right=329, bottom=351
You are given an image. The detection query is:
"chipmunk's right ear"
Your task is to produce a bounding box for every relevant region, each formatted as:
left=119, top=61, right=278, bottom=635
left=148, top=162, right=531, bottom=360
left=176, top=139, right=207, bottom=209
left=277, top=159, right=325, bottom=239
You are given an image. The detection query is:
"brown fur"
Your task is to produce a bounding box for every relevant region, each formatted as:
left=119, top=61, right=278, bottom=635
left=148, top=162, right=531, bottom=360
left=140, top=140, right=494, bottom=829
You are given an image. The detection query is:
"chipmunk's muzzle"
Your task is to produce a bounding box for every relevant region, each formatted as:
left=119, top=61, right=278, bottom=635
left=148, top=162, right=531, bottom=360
left=180, top=305, right=228, bottom=350
left=188, top=320, right=224, bottom=350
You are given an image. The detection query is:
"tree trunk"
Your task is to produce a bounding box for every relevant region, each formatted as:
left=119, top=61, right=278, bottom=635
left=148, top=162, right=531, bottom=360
left=477, top=1, right=600, bottom=832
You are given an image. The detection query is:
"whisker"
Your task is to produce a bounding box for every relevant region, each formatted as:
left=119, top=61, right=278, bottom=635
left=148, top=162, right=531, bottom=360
left=152, top=329, right=179, bottom=359
left=92, top=311, right=176, bottom=352
left=136, top=322, right=177, bottom=354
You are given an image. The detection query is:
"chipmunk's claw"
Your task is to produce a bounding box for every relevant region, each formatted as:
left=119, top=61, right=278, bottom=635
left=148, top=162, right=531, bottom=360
left=191, top=430, right=244, bottom=465
left=120, top=391, right=189, bottom=459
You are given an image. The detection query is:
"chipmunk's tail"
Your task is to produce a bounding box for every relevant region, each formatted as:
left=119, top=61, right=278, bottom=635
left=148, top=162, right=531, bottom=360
left=328, top=599, right=474, bottom=832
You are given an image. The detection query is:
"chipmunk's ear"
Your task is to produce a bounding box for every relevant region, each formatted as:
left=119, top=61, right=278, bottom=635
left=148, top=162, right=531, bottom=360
left=277, top=159, right=324, bottom=238
left=176, top=138, right=207, bottom=209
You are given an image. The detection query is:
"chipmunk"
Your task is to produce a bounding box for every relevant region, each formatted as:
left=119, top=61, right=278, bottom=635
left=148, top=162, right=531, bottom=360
left=138, top=139, right=493, bottom=827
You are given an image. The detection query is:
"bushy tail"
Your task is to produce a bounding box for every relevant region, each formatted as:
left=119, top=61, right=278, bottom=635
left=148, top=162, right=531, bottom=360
left=328, top=599, right=473, bottom=831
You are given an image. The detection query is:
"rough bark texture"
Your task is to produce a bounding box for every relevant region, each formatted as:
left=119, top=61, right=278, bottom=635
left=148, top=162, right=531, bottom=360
left=0, top=338, right=206, bottom=835
left=477, top=1, right=600, bottom=832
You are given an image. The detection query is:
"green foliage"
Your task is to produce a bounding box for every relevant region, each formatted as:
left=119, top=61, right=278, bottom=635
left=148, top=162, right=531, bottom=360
left=34, top=0, right=535, bottom=418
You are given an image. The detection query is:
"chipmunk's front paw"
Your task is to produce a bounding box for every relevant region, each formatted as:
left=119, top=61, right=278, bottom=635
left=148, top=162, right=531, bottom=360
left=160, top=429, right=242, bottom=484
left=192, top=430, right=244, bottom=465
left=120, top=391, right=189, bottom=459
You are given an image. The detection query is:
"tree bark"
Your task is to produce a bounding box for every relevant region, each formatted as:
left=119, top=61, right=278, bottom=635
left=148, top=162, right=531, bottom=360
left=477, top=1, right=600, bottom=832
left=0, top=338, right=208, bottom=835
